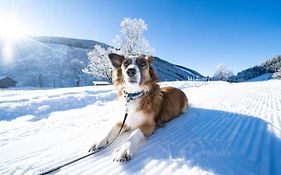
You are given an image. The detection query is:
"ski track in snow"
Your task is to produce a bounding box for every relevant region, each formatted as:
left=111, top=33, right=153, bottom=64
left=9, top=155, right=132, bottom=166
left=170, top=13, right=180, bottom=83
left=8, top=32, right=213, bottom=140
left=0, top=80, right=281, bottom=175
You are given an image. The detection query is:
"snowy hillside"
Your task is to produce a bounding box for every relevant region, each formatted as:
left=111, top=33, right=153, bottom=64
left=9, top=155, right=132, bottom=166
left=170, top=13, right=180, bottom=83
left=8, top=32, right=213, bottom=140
left=31, top=36, right=110, bottom=50
left=0, top=36, right=203, bottom=87
left=174, top=64, right=204, bottom=79
left=0, top=36, right=101, bottom=87
left=246, top=73, right=273, bottom=82
left=152, top=57, right=204, bottom=81
left=231, top=55, right=281, bottom=82
left=1, top=80, right=281, bottom=175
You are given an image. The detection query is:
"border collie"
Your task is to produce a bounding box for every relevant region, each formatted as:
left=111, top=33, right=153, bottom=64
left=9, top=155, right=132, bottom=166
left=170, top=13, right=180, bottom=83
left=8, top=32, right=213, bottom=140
left=89, top=53, right=188, bottom=161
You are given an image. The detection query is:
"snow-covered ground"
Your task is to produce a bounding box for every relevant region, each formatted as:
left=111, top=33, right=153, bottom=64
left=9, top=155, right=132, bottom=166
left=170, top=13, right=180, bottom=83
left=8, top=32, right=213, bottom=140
left=0, top=80, right=281, bottom=175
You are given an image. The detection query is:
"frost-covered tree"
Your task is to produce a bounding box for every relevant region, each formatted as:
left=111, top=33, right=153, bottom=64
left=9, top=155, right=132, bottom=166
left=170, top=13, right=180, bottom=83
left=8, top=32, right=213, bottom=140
left=37, top=73, right=48, bottom=87
left=85, top=18, right=154, bottom=82
left=213, top=64, right=234, bottom=81
left=70, top=59, right=84, bottom=86
left=273, top=67, right=281, bottom=79
left=84, top=45, right=114, bottom=82
left=114, top=17, right=154, bottom=56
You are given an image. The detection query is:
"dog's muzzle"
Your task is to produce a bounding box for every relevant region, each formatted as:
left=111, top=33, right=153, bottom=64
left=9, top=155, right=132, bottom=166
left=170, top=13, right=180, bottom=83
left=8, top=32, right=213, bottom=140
left=126, top=68, right=137, bottom=77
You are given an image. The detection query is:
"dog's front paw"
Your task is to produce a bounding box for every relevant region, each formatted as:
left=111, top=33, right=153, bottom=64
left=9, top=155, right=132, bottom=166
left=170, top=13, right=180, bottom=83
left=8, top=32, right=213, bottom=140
left=88, top=143, right=98, bottom=152
left=88, top=141, right=107, bottom=152
left=113, top=143, right=132, bottom=162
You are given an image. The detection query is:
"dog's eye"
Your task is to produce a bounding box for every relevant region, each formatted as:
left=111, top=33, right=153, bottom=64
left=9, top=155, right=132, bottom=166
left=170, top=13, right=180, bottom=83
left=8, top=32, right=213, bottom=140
left=140, top=61, right=146, bottom=67
left=123, top=61, right=130, bottom=67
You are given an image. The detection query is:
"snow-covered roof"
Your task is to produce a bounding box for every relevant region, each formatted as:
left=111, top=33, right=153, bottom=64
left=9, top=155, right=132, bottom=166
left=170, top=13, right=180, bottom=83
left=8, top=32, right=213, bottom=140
left=92, top=81, right=110, bottom=85
left=0, top=76, right=8, bottom=80
left=0, top=76, right=17, bottom=82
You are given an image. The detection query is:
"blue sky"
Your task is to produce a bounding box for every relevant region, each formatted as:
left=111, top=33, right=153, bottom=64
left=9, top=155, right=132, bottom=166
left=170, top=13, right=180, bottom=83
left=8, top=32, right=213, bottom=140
left=0, top=0, right=280, bottom=76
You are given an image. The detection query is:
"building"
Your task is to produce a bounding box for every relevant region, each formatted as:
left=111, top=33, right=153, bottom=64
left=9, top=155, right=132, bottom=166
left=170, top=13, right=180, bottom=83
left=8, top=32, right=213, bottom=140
left=0, top=76, right=17, bottom=88
left=92, top=81, right=110, bottom=86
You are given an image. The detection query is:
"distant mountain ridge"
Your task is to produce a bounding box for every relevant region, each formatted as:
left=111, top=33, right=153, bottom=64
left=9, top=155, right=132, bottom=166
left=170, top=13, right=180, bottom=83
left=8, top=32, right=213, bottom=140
left=151, top=57, right=204, bottom=81
left=174, top=65, right=204, bottom=78
left=30, top=36, right=110, bottom=49
left=0, top=36, right=204, bottom=87
left=231, top=55, right=281, bottom=82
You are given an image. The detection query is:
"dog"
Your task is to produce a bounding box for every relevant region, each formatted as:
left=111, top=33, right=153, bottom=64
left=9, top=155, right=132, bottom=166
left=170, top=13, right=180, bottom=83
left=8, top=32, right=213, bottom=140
left=89, top=53, right=188, bottom=161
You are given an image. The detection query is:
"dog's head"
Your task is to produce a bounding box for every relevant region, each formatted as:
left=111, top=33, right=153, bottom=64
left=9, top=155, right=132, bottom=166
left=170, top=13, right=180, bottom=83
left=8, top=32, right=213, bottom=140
left=108, top=53, right=159, bottom=92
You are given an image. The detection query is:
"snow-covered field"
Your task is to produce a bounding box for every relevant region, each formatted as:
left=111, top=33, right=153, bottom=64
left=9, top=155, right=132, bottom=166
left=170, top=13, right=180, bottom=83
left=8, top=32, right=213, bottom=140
left=0, top=80, right=281, bottom=175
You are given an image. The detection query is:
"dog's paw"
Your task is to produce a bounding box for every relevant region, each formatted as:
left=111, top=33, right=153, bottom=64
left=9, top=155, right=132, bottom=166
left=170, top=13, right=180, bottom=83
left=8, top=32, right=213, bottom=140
left=88, top=144, right=98, bottom=152
left=113, top=144, right=132, bottom=162
left=88, top=141, right=107, bottom=152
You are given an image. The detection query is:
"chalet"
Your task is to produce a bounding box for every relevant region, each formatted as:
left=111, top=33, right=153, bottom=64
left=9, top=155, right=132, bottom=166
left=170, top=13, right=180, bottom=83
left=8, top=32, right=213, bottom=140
left=0, top=76, right=17, bottom=88
left=92, top=81, right=110, bottom=86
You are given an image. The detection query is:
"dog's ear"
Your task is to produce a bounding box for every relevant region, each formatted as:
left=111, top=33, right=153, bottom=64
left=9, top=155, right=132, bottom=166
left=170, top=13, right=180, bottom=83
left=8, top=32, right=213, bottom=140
left=108, top=53, right=125, bottom=68
left=145, top=55, right=153, bottom=64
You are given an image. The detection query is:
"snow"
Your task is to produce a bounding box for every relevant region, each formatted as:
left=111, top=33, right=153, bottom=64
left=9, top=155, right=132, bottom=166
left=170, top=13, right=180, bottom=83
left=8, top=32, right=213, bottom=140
left=0, top=40, right=94, bottom=87
left=174, top=66, right=201, bottom=79
left=0, top=75, right=7, bottom=80
left=1, top=80, right=281, bottom=175
left=92, top=81, right=110, bottom=85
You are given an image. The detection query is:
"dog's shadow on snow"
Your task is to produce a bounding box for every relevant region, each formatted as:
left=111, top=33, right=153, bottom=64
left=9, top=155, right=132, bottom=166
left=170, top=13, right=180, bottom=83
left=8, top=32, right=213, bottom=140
left=120, top=107, right=281, bottom=175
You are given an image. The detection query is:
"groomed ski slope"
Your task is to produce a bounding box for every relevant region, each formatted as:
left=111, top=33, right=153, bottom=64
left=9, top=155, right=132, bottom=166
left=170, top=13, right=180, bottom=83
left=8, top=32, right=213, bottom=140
left=0, top=80, right=281, bottom=175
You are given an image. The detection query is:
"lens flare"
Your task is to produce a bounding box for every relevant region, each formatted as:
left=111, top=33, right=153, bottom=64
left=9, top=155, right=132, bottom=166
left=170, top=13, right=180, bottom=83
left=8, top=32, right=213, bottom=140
left=0, top=16, right=26, bottom=64
left=0, top=16, right=25, bottom=40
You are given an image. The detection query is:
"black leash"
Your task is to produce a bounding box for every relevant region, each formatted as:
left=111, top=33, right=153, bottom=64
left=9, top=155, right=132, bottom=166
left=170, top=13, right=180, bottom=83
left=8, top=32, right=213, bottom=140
left=39, top=113, right=128, bottom=175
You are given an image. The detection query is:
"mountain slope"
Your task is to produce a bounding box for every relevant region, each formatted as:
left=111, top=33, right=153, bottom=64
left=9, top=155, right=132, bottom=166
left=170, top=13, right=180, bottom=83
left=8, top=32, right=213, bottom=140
left=0, top=36, right=203, bottom=87
left=0, top=80, right=280, bottom=175
left=0, top=36, right=102, bottom=87
left=174, top=64, right=204, bottom=79
left=232, top=55, right=281, bottom=82
left=152, top=57, right=204, bottom=81
left=31, top=36, right=110, bottom=50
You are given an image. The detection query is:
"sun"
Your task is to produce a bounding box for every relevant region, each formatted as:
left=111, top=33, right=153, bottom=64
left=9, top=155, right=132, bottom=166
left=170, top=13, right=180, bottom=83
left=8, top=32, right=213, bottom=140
left=0, top=16, right=25, bottom=40
left=0, top=15, right=27, bottom=64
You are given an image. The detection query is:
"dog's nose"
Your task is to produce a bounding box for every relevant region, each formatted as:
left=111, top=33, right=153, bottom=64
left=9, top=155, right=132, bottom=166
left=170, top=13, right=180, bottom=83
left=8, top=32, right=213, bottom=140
left=126, top=68, right=137, bottom=77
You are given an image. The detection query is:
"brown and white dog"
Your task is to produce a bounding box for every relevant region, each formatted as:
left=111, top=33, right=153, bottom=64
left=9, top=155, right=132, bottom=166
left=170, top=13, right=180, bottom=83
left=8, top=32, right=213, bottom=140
left=89, top=53, right=188, bottom=161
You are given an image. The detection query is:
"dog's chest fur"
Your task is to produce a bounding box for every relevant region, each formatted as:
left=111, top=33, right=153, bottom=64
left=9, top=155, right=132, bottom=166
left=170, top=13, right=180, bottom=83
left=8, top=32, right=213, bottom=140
left=125, top=98, right=146, bottom=130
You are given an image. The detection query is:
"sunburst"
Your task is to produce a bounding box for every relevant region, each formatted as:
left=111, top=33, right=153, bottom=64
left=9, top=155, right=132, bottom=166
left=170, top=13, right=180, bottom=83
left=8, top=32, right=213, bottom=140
left=0, top=16, right=26, bottom=63
left=0, top=16, right=25, bottom=40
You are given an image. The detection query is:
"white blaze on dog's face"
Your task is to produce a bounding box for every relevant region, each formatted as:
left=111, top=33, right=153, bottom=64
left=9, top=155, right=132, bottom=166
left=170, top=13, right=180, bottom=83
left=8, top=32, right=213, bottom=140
left=108, top=53, right=155, bottom=93
left=123, top=56, right=141, bottom=86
